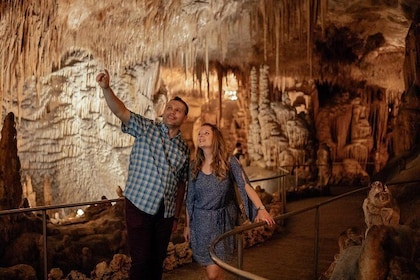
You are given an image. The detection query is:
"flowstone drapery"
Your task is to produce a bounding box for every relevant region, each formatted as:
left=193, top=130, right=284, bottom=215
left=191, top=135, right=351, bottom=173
left=247, top=65, right=312, bottom=174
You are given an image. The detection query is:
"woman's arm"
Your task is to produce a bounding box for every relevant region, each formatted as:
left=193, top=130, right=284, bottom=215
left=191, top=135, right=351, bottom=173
left=244, top=183, right=276, bottom=226
left=230, top=156, right=275, bottom=226
left=183, top=209, right=191, bottom=242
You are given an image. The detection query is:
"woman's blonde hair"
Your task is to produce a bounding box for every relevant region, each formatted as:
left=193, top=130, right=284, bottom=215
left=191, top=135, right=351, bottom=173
left=191, top=123, right=230, bottom=181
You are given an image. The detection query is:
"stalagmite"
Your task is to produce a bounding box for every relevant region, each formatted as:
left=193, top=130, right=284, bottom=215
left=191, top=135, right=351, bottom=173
left=23, top=175, right=36, bottom=208
left=44, top=175, right=52, bottom=207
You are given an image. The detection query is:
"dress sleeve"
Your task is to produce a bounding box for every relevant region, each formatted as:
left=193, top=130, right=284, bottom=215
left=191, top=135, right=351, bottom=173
left=230, top=156, right=250, bottom=186
left=229, top=157, right=255, bottom=219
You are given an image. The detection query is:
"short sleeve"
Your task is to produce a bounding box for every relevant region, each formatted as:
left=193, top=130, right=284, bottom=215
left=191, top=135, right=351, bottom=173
left=121, top=111, right=153, bottom=137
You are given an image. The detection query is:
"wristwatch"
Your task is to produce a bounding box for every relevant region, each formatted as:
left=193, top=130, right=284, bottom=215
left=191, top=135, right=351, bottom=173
left=257, top=205, right=266, bottom=211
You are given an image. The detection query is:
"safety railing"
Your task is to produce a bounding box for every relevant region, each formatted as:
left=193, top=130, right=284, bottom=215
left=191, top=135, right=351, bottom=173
left=1, top=173, right=414, bottom=279
left=208, top=179, right=419, bottom=280
left=247, top=166, right=290, bottom=214
left=0, top=198, right=124, bottom=280
left=0, top=170, right=290, bottom=280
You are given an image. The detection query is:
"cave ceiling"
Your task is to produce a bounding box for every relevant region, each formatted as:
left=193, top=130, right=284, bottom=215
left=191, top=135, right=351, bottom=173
left=1, top=0, right=419, bottom=99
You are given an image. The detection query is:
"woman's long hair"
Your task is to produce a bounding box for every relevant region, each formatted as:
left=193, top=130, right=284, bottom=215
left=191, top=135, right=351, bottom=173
left=191, top=123, right=230, bottom=181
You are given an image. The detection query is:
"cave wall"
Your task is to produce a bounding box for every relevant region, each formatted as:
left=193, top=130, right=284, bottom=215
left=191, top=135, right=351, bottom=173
left=393, top=10, right=420, bottom=156
left=0, top=55, right=410, bottom=206
left=1, top=53, right=164, bottom=209
left=0, top=1, right=419, bottom=206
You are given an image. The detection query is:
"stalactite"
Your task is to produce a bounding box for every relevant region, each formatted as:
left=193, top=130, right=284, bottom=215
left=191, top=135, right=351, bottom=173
left=251, top=3, right=258, bottom=45
left=320, top=0, right=327, bottom=39
left=297, top=0, right=303, bottom=41
left=169, top=50, right=173, bottom=69
left=205, top=36, right=209, bottom=102
left=0, top=0, right=327, bottom=133
left=285, top=0, right=290, bottom=42
left=275, top=11, right=280, bottom=76
left=0, top=0, right=59, bottom=125
left=307, top=0, right=311, bottom=78
left=259, top=0, right=267, bottom=62
left=219, top=26, right=228, bottom=63
left=216, top=64, right=223, bottom=126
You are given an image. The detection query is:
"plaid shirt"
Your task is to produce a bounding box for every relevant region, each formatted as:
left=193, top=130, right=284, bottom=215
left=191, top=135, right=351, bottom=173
left=122, top=112, right=189, bottom=217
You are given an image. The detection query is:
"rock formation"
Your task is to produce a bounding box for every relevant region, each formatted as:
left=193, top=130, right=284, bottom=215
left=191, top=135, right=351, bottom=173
left=321, top=183, right=419, bottom=280
left=0, top=112, right=25, bottom=266
left=0, top=112, right=22, bottom=211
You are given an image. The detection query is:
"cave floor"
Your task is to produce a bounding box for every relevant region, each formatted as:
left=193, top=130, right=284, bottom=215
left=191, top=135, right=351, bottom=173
left=163, top=186, right=366, bottom=280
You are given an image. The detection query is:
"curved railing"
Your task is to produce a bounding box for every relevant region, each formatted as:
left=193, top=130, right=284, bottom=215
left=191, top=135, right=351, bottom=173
left=2, top=168, right=411, bottom=280
left=209, top=179, right=419, bottom=280
left=0, top=198, right=124, bottom=280
left=246, top=166, right=291, bottom=214
left=0, top=170, right=290, bottom=280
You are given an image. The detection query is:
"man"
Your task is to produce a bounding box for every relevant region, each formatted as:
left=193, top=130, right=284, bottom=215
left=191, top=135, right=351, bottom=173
left=233, top=142, right=243, bottom=160
left=96, top=69, right=190, bottom=279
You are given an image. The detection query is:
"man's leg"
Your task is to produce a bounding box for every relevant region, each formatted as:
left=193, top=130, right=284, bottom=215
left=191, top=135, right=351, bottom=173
left=125, top=198, right=153, bottom=279
left=150, top=202, right=174, bottom=279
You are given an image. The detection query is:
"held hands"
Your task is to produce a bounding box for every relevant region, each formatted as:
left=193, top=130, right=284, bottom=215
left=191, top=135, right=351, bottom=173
left=96, top=69, right=110, bottom=89
left=254, top=209, right=276, bottom=227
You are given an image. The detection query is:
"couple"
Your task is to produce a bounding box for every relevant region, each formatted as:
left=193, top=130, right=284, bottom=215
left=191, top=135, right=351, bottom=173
left=96, top=70, right=275, bottom=280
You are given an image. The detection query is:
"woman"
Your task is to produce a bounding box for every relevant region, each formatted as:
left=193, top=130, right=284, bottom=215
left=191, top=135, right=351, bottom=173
left=184, top=123, right=275, bottom=280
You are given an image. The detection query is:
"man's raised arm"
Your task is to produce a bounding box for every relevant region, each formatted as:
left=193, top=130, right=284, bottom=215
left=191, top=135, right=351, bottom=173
left=96, top=69, right=131, bottom=125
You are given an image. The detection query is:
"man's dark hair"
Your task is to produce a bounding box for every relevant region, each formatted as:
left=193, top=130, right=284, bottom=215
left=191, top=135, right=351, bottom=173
left=172, top=96, right=189, bottom=115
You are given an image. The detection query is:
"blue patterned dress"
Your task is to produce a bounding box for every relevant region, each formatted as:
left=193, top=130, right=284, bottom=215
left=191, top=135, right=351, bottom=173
left=186, top=157, right=252, bottom=265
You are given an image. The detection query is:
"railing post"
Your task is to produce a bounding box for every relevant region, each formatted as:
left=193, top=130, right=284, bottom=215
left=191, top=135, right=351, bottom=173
left=313, top=206, right=320, bottom=279
left=282, top=173, right=286, bottom=214
left=42, top=210, right=48, bottom=280
left=209, top=184, right=381, bottom=280
left=236, top=233, right=244, bottom=279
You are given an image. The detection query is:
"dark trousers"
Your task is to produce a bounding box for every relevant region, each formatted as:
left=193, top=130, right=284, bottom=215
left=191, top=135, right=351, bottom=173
left=125, top=198, right=173, bottom=280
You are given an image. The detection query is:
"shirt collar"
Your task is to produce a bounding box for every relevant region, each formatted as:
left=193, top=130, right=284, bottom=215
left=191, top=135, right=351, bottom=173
left=159, top=122, right=181, bottom=139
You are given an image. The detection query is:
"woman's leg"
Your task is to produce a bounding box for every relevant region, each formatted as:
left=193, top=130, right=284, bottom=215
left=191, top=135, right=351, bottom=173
left=205, top=264, right=224, bottom=280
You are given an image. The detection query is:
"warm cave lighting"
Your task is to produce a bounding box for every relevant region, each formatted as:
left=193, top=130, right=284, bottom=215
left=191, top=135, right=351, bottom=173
left=223, top=72, right=239, bottom=100
left=76, top=208, right=84, bottom=217
left=224, top=90, right=238, bottom=100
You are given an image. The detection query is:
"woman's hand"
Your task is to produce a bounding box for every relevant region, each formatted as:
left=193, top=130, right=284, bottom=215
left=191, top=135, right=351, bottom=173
left=183, top=226, right=190, bottom=242
left=254, top=209, right=276, bottom=226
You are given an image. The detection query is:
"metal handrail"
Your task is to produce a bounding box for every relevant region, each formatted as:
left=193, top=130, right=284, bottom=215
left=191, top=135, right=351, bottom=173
left=0, top=163, right=292, bottom=280
left=0, top=198, right=124, bottom=280
left=209, top=179, right=419, bottom=280
left=0, top=172, right=288, bottom=280
left=5, top=168, right=411, bottom=279
left=247, top=166, right=290, bottom=214
left=0, top=198, right=124, bottom=215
